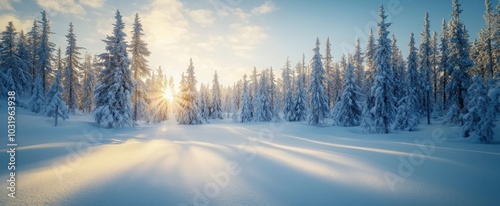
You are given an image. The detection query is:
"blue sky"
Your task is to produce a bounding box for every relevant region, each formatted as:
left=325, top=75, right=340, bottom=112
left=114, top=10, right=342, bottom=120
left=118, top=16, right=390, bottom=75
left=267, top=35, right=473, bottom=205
left=0, top=0, right=487, bottom=85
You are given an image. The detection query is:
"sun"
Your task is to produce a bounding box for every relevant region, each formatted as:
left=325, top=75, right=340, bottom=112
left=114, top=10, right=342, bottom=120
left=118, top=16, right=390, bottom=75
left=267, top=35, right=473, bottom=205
left=162, top=89, right=174, bottom=102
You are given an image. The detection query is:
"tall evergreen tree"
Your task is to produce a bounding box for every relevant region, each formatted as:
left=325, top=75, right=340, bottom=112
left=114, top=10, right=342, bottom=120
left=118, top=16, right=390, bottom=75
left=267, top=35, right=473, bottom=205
left=324, top=37, right=335, bottom=107
left=419, top=12, right=433, bottom=124
left=80, top=54, right=95, bottom=113
left=63, top=22, right=83, bottom=114
left=446, top=0, right=473, bottom=124
left=199, top=83, right=210, bottom=122
left=15, top=30, right=31, bottom=95
left=240, top=74, right=253, bottom=122
left=129, top=13, right=151, bottom=123
left=255, top=70, right=272, bottom=122
left=353, top=38, right=365, bottom=87
left=292, top=61, right=307, bottom=121
left=93, top=10, right=134, bottom=128
left=211, top=71, right=223, bottom=119
left=45, top=70, right=68, bottom=126
left=439, top=19, right=452, bottom=111
left=364, top=29, right=377, bottom=95
left=38, top=11, right=55, bottom=93
left=308, top=38, right=329, bottom=125
left=27, top=20, right=40, bottom=94
left=29, top=75, right=45, bottom=113
left=0, top=22, right=29, bottom=95
left=282, top=58, right=294, bottom=121
left=335, top=62, right=363, bottom=127
left=463, top=76, right=495, bottom=143
left=178, top=59, right=201, bottom=125
left=367, top=5, right=396, bottom=134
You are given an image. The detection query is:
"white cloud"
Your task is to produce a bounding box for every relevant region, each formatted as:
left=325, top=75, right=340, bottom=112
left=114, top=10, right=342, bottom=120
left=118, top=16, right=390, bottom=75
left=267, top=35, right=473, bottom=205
left=187, top=9, right=215, bottom=26
left=251, top=1, right=276, bottom=15
left=0, top=0, right=18, bottom=11
left=79, top=0, right=104, bottom=8
left=0, top=14, right=33, bottom=32
left=36, top=0, right=85, bottom=15
left=228, top=23, right=268, bottom=57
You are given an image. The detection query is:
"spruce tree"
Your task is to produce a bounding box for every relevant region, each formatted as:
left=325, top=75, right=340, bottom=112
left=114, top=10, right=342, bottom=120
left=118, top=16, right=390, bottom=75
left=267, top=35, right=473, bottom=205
left=211, top=71, right=223, bottom=119
left=38, top=11, right=55, bottom=93
left=282, top=58, right=294, bottom=121
left=63, top=22, right=83, bottom=115
left=93, top=10, right=134, bottom=128
left=81, top=54, right=95, bottom=113
left=178, top=59, right=201, bottom=125
left=419, top=12, right=433, bottom=124
left=463, top=76, right=495, bottom=143
left=255, top=70, right=272, bottom=122
left=335, top=62, right=363, bottom=127
left=0, top=22, right=29, bottom=95
left=368, top=5, right=396, bottom=134
left=45, top=70, right=69, bottom=126
left=29, top=75, right=45, bottom=113
left=439, top=19, right=452, bottom=111
left=308, top=38, right=329, bottom=125
left=292, top=61, right=307, bottom=121
left=129, top=13, right=151, bottom=123
left=240, top=74, right=253, bottom=122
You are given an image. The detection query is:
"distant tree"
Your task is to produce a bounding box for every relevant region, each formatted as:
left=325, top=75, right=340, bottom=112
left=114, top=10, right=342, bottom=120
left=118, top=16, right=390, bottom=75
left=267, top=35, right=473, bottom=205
left=211, top=71, right=223, bottom=119
left=45, top=70, right=68, bottom=126
left=199, top=83, right=210, bottom=122
left=29, top=75, right=45, bottom=113
left=240, top=74, right=253, bottom=122
left=177, top=59, right=201, bottom=125
left=38, top=11, right=55, bottom=92
left=255, top=70, right=272, bottom=122
left=292, top=61, right=307, bottom=121
left=418, top=12, right=433, bottom=124
left=80, top=54, right=95, bottom=113
left=334, top=62, right=363, bottom=127
left=282, top=58, right=294, bottom=121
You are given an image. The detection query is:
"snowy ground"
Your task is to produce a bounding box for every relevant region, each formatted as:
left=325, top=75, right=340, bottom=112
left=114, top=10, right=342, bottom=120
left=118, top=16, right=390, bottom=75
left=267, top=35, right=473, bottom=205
left=1, top=102, right=499, bottom=206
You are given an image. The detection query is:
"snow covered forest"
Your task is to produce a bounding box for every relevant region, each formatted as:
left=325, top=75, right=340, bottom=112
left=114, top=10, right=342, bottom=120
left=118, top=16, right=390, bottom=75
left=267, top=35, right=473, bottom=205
left=1, top=0, right=497, bottom=142
left=1, top=0, right=500, bottom=205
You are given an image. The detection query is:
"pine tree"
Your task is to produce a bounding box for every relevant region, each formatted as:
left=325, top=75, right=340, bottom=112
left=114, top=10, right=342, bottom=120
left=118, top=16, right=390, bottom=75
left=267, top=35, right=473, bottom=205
left=199, top=83, right=210, bottom=122
left=255, top=70, right=272, bottom=122
left=439, top=19, right=452, bottom=112
left=29, top=75, right=45, bottom=113
left=240, top=74, right=253, bottom=122
left=129, top=13, right=151, bottom=123
left=308, top=38, right=329, bottom=125
left=324, top=37, right=335, bottom=107
left=211, top=70, right=223, bottom=119
left=390, top=34, right=405, bottom=101
left=269, top=68, right=280, bottom=121
left=395, top=33, right=420, bottom=131
left=476, top=0, right=495, bottom=79
left=368, top=5, right=396, bottom=134
left=353, top=38, right=365, bottom=87
left=80, top=54, right=95, bottom=113
left=463, top=76, right=495, bottom=143
left=0, top=22, right=29, bottom=95
left=418, top=12, right=433, bottom=124
left=178, top=59, right=201, bottom=125
left=292, top=61, right=307, bottom=121
left=364, top=29, right=377, bottom=95
left=431, top=31, right=440, bottom=107
left=175, top=72, right=187, bottom=123
left=38, top=11, right=55, bottom=93
left=63, top=22, right=83, bottom=115
left=335, top=62, right=363, bottom=127
left=45, top=70, right=68, bottom=126
left=446, top=0, right=473, bottom=124
left=93, top=10, right=134, bottom=128
left=27, top=20, right=40, bottom=94
left=15, top=30, right=31, bottom=95
left=282, top=58, right=294, bottom=121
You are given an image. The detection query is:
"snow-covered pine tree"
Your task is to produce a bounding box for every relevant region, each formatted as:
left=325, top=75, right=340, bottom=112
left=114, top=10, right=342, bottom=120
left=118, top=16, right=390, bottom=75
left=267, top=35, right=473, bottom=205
left=178, top=58, right=201, bottom=125
left=93, top=10, right=134, bottom=128
left=390, top=34, right=405, bottom=101
left=199, top=83, right=210, bottom=123
left=353, top=38, right=365, bottom=88
left=439, top=19, right=452, bottom=112
left=335, top=62, right=363, bottom=127
left=63, top=22, right=83, bottom=115
left=308, top=38, right=329, bottom=125
left=269, top=68, right=280, bottom=121
left=292, top=61, right=307, bottom=121
left=255, top=70, right=272, bottom=122
left=324, top=37, right=335, bottom=108
left=446, top=0, right=473, bottom=124
left=80, top=53, right=95, bottom=113
left=418, top=12, right=433, bottom=124
left=129, top=13, right=151, bottom=123
left=463, top=76, right=495, bottom=143
left=38, top=11, right=55, bottom=93
left=368, top=5, right=396, bottom=134
left=364, top=29, right=377, bottom=95
left=395, top=33, right=420, bottom=131
left=27, top=20, right=40, bottom=94
left=45, top=70, right=68, bottom=126
left=0, top=22, right=29, bottom=95
left=476, top=0, right=495, bottom=79
left=175, top=72, right=187, bottom=123
left=211, top=70, right=223, bottom=119
left=29, top=75, right=45, bottom=113
left=282, top=58, right=294, bottom=121
left=430, top=31, right=440, bottom=109
left=15, top=30, right=31, bottom=95
left=240, top=74, right=253, bottom=122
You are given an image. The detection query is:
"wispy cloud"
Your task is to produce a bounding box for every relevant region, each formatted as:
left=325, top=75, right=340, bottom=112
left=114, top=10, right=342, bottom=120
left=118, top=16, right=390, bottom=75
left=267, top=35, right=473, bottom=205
left=0, top=0, right=19, bottom=11
left=79, top=0, right=104, bottom=8
left=36, top=0, right=85, bottom=15
left=229, top=23, right=268, bottom=57
left=187, top=9, right=215, bottom=26
left=251, top=1, right=276, bottom=15
left=0, top=14, right=33, bottom=32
